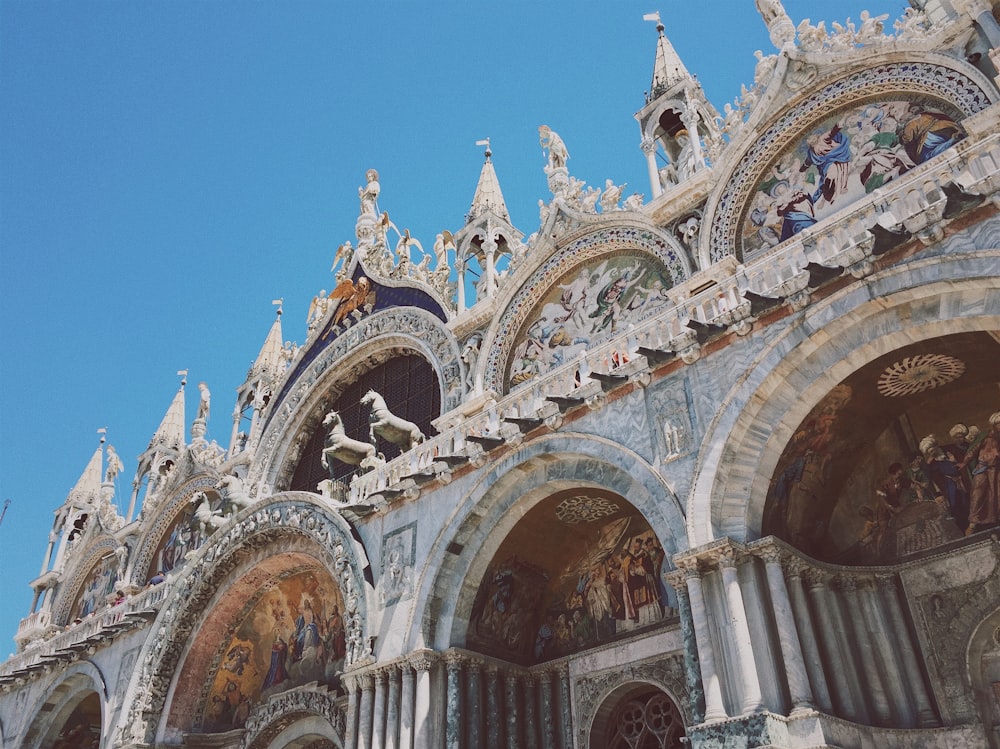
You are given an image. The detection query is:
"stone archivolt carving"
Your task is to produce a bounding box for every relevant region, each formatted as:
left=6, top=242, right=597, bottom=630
left=708, top=60, right=994, bottom=263
left=249, top=307, right=462, bottom=494
left=240, top=685, right=344, bottom=749
left=574, top=652, right=690, bottom=742
left=483, top=225, right=690, bottom=394
left=117, top=495, right=370, bottom=747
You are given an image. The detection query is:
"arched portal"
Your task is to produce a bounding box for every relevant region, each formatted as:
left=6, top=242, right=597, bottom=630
left=590, top=683, right=686, bottom=749
left=42, top=692, right=101, bottom=749
left=22, top=665, right=107, bottom=749
left=466, top=488, right=676, bottom=665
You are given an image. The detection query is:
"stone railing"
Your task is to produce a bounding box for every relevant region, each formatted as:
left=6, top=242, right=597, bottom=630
left=0, top=581, right=168, bottom=679
left=337, top=130, right=999, bottom=511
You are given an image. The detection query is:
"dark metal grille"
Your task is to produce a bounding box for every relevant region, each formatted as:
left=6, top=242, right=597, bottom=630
left=289, top=354, right=440, bottom=493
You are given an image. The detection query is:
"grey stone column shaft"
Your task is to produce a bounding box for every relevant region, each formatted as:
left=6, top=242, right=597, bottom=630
left=806, top=573, right=861, bottom=722
left=684, top=566, right=728, bottom=721
left=719, top=552, right=764, bottom=714
left=877, top=575, right=940, bottom=728
left=445, top=654, right=463, bottom=749
left=399, top=663, right=415, bottom=749
left=467, top=659, right=484, bottom=749
left=386, top=665, right=401, bottom=749
left=557, top=665, right=573, bottom=749
left=539, top=670, right=556, bottom=749
left=786, top=565, right=832, bottom=712
left=523, top=673, right=539, bottom=749
left=344, top=675, right=361, bottom=749
left=372, top=669, right=388, bottom=749
left=669, top=574, right=705, bottom=723
left=760, top=550, right=814, bottom=711
left=839, top=577, right=889, bottom=725
left=358, top=673, right=375, bottom=749
left=486, top=666, right=503, bottom=748
left=505, top=672, right=520, bottom=749
left=859, top=579, right=911, bottom=727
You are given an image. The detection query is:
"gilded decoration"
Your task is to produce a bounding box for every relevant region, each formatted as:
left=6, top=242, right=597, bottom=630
left=484, top=226, right=689, bottom=394
left=709, top=61, right=993, bottom=262
left=199, top=569, right=346, bottom=733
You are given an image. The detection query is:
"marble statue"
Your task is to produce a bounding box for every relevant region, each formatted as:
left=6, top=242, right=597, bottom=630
left=197, top=383, right=211, bottom=422
left=321, top=410, right=378, bottom=471
left=361, top=390, right=425, bottom=450
left=538, top=125, right=569, bottom=169
left=105, top=445, right=124, bottom=483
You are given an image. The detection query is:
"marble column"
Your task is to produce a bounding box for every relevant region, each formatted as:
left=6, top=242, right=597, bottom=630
left=466, top=657, right=484, bottom=749
left=876, top=574, right=940, bottom=728
left=358, top=672, right=375, bottom=749
left=344, top=674, right=361, bottom=749
left=372, top=669, right=388, bottom=749
left=759, top=547, right=814, bottom=712
left=718, top=548, right=764, bottom=714
left=681, top=561, right=728, bottom=721
left=409, top=651, right=435, bottom=749
left=485, top=665, right=503, bottom=748
left=785, top=560, right=832, bottom=713
left=556, top=664, right=573, bottom=749
left=956, top=0, right=1000, bottom=46
left=538, top=669, right=556, bottom=749
left=859, top=577, right=911, bottom=727
left=642, top=136, right=663, bottom=199
left=399, top=662, right=415, bottom=749
left=667, top=571, right=705, bottom=723
left=804, top=569, right=859, bottom=722
left=838, top=576, right=891, bottom=726
left=523, top=672, right=539, bottom=749
left=505, top=672, right=520, bottom=749
left=386, top=664, right=401, bottom=749
left=445, top=652, right=463, bottom=749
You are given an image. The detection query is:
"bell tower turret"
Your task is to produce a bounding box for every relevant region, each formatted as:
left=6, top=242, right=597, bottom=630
left=635, top=12, right=721, bottom=199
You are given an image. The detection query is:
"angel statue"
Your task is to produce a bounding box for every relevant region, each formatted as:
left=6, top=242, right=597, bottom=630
left=330, top=276, right=376, bottom=326
left=433, top=230, right=455, bottom=271
left=539, top=125, right=569, bottom=169
left=105, top=445, right=124, bottom=483
left=331, top=241, right=354, bottom=279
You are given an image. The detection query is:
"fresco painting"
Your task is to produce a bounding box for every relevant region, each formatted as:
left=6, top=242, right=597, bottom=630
left=70, top=554, right=119, bottom=621
left=507, top=253, right=674, bottom=389
left=742, top=96, right=965, bottom=257
left=763, top=333, right=1000, bottom=565
left=201, top=569, right=346, bottom=733
left=468, top=491, right=674, bottom=665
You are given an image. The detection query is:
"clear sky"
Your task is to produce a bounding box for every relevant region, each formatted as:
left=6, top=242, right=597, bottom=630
left=0, top=0, right=906, bottom=655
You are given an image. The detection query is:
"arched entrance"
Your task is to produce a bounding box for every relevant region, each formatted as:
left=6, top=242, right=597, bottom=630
left=27, top=687, right=102, bottom=749
left=591, top=683, right=685, bottom=749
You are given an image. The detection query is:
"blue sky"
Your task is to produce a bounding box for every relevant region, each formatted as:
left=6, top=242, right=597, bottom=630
left=0, top=0, right=906, bottom=655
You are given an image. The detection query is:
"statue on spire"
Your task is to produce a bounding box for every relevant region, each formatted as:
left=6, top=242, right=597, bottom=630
left=538, top=125, right=569, bottom=170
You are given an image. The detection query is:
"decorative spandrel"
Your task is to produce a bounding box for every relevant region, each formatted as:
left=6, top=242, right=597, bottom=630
left=762, top=332, right=1000, bottom=565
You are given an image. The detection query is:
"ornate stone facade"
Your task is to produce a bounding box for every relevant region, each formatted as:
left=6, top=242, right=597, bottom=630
left=3, top=3, right=1000, bottom=749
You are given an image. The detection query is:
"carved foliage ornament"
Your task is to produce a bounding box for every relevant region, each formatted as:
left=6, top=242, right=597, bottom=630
left=118, top=497, right=368, bottom=747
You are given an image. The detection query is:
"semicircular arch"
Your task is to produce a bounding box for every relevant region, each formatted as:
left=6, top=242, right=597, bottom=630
left=687, top=247, right=1000, bottom=548
left=54, top=537, right=122, bottom=626
left=250, top=308, right=462, bottom=496
left=702, top=51, right=997, bottom=266
left=412, top=433, right=687, bottom=654
left=240, top=685, right=344, bottom=749
left=21, top=661, right=108, bottom=749
left=113, top=492, right=373, bottom=748
left=483, top=223, right=692, bottom=394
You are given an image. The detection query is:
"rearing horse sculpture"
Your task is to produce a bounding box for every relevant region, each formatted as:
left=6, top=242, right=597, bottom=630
left=360, top=390, right=425, bottom=451
left=322, top=410, right=378, bottom=475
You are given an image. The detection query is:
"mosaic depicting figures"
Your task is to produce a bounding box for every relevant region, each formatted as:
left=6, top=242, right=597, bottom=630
left=149, top=490, right=237, bottom=579
left=69, top=554, right=119, bottom=621
left=742, top=97, right=964, bottom=257
left=201, top=570, right=347, bottom=733
left=763, top=333, right=999, bottom=565
left=507, top=253, right=674, bottom=389
left=468, top=492, right=674, bottom=665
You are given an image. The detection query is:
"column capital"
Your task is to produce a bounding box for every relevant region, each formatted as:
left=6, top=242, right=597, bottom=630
left=801, top=566, right=829, bottom=589
left=716, top=546, right=738, bottom=569
left=373, top=667, right=389, bottom=684
left=407, top=649, right=438, bottom=673
left=444, top=649, right=465, bottom=671
left=874, top=573, right=898, bottom=591
left=387, top=663, right=402, bottom=683
left=465, top=655, right=485, bottom=674
left=833, top=574, right=858, bottom=593
left=757, top=544, right=784, bottom=566
left=550, top=662, right=570, bottom=679
left=640, top=136, right=657, bottom=154
left=675, top=557, right=702, bottom=579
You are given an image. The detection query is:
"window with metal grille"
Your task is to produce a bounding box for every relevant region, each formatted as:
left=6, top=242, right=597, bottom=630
left=289, top=353, right=440, bottom=493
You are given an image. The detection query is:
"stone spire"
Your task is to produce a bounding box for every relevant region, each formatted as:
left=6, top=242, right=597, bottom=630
left=151, top=377, right=187, bottom=451
left=647, top=13, right=689, bottom=100
left=127, top=374, right=187, bottom=521
left=466, top=140, right=511, bottom=223
left=249, top=308, right=285, bottom=381
left=66, top=446, right=103, bottom=506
